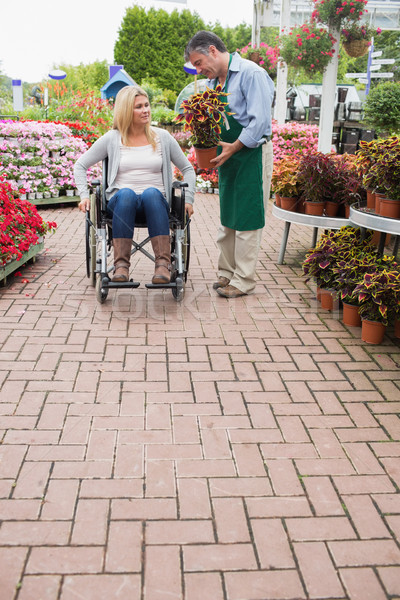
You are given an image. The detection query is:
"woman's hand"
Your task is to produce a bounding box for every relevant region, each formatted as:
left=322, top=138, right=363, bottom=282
left=79, top=198, right=90, bottom=213
left=185, top=203, right=194, bottom=218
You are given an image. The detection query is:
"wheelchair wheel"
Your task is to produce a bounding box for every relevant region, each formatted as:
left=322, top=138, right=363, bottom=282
left=96, top=275, right=109, bottom=304
left=170, top=215, right=190, bottom=300
left=85, top=195, right=97, bottom=287
left=172, top=276, right=184, bottom=302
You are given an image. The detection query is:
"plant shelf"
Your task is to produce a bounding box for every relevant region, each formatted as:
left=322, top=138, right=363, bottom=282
left=0, top=240, right=44, bottom=285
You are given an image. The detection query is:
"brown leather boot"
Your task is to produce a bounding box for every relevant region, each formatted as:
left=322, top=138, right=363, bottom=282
left=151, top=235, right=171, bottom=284
left=112, top=238, right=132, bottom=282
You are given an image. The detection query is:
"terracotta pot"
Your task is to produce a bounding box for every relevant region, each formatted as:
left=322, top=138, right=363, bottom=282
left=366, top=189, right=376, bottom=210
left=344, top=204, right=350, bottom=218
left=297, top=196, right=305, bottom=213
left=280, top=196, right=298, bottom=212
left=320, top=288, right=337, bottom=311
left=194, top=146, right=218, bottom=170
left=342, top=302, right=361, bottom=327
left=324, top=200, right=339, bottom=217
left=343, top=39, right=370, bottom=58
left=395, top=319, right=400, bottom=338
left=304, top=200, right=325, bottom=216
left=375, top=193, right=386, bottom=215
left=379, top=197, right=400, bottom=220
left=361, top=319, right=386, bottom=344
left=316, top=286, right=322, bottom=303
left=275, top=193, right=281, bottom=207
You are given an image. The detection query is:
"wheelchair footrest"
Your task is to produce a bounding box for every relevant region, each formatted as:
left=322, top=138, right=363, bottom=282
left=145, top=282, right=178, bottom=289
left=105, top=280, right=141, bottom=289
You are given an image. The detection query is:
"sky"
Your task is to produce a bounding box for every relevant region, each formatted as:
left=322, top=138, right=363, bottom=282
left=1, top=0, right=254, bottom=84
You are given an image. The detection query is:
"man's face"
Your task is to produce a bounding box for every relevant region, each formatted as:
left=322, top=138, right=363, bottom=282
left=189, top=46, right=222, bottom=80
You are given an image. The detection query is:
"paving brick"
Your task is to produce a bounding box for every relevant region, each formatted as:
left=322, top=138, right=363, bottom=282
left=26, top=547, right=104, bottom=574
left=178, top=478, right=212, bottom=518
left=303, top=476, right=344, bottom=516
left=18, top=575, right=62, bottom=600
left=183, top=543, right=257, bottom=571
left=0, top=547, right=29, bottom=600
left=294, top=541, right=345, bottom=598
left=339, top=567, right=387, bottom=600
left=224, top=570, right=306, bottom=600
left=328, top=539, right=400, bottom=566
left=343, top=442, right=386, bottom=474
left=251, top=518, right=295, bottom=568
left=61, top=575, right=141, bottom=600
left=71, top=499, right=109, bottom=544
left=185, top=573, right=224, bottom=600
left=105, top=521, right=142, bottom=572
left=377, top=566, right=400, bottom=596
left=13, top=461, right=52, bottom=499
left=144, top=545, right=181, bottom=600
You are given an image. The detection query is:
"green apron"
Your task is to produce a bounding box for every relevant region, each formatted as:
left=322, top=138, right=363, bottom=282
left=216, top=62, right=265, bottom=231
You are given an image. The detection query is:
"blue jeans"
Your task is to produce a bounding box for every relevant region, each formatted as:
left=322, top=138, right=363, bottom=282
left=107, top=187, right=170, bottom=239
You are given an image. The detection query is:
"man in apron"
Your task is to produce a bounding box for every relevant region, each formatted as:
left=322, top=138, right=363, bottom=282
left=185, top=31, right=274, bottom=298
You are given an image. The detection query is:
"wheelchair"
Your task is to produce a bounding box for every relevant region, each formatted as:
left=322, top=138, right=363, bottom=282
left=85, top=159, right=190, bottom=303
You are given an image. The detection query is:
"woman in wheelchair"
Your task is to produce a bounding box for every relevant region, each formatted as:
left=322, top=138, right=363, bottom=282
left=74, top=85, right=195, bottom=284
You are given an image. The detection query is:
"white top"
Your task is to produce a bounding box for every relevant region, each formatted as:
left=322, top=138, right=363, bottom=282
left=114, top=142, right=165, bottom=196
left=74, top=127, right=195, bottom=206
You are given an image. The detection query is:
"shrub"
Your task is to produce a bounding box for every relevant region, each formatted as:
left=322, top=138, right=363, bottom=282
left=363, top=81, right=400, bottom=135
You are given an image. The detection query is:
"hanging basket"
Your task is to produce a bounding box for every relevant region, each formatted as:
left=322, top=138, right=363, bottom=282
left=343, top=39, right=370, bottom=58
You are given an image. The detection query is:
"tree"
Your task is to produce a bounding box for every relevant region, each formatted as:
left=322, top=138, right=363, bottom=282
left=53, top=60, right=109, bottom=92
left=114, top=6, right=205, bottom=93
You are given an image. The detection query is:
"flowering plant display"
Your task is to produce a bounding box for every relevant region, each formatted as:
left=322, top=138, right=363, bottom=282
left=238, top=42, right=279, bottom=78
left=311, top=0, right=368, bottom=27
left=272, top=121, right=319, bottom=162
left=342, top=22, right=381, bottom=42
left=0, top=179, right=57, bottom=266
left=175, top=86, right=232, bottom=148
left=279, top=22, right=337, bottom=74
left=0, top=120, right=101, bottom=198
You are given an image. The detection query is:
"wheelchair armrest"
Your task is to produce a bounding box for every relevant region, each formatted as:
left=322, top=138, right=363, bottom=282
left=172, top=181, right=188, bottom=189
left=91, top=179, right=101, bottom=187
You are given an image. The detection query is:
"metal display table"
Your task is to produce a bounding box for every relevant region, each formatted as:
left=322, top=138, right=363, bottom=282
left=349, top=205, right=400, bottom=256
left=272, top=203, right=349, bottom=264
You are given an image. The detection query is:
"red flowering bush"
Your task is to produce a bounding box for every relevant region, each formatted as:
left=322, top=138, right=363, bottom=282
left=279, top=22, right=337, bottom=74
left=0, top=180, right=57, bottom=266
left=238, top=42, right=280, bottom=79
left=312, top=0, right=368, bottom=27
left=55, top=91, right=113, bottom=138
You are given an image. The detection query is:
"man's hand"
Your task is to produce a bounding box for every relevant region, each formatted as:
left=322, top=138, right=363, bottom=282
left=185, top=203, right=194, bottom=218
left=78, top=198, right=90, bottom=212
left=210, top=139, right=244, bottom=168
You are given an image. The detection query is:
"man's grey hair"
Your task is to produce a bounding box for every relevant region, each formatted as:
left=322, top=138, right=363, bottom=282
left=185, top=31, right=227, bottom=62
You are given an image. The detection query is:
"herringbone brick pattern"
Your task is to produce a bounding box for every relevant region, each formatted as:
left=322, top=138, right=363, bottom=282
left=0, top=195, right=399, bottom=600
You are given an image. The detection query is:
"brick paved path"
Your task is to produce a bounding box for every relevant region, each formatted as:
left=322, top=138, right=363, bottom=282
left=1, top=194, right=400, bottom=600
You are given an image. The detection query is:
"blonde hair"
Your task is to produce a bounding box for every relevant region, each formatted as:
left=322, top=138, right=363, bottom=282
left=113, top=85, right=157, bottom=149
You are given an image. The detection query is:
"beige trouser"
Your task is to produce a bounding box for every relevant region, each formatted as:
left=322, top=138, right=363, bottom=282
left=217, top=141, right=274, bottom=294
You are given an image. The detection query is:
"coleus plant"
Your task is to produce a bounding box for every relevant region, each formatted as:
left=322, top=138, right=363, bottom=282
left=175, top=86, right=232, bottom=149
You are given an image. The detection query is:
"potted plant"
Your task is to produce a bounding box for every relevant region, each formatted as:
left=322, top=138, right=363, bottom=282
left=370, top=135, right=400, bottom=218
left=297, top=152, right=337, bottom=215
left=238, top=42, right=279, bottom=79
left=352, top=268, right=400, bottom=343
left=341, top=23, right=381, bottom=57
left=278, top=22, right=337, bottom=75
left=311, top=0, right=368, bottom=28
left=175, top=86, right=231, bottom=169
left=330, top=154, right=364, bottom=217
left=271, top=155, right=301, bottom=211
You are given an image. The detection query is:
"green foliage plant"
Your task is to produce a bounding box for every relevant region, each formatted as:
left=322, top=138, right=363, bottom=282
left=175, top=85, right=231, bottom=148
left=271, top=155, right=301, bottom=197
left=353, top=267, right=400, bottom=325
left=363, top=81, right=400, bottom=136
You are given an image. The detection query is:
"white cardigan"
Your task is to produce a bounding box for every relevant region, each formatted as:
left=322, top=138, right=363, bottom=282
left=73, top=127, right=195, bottom=205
